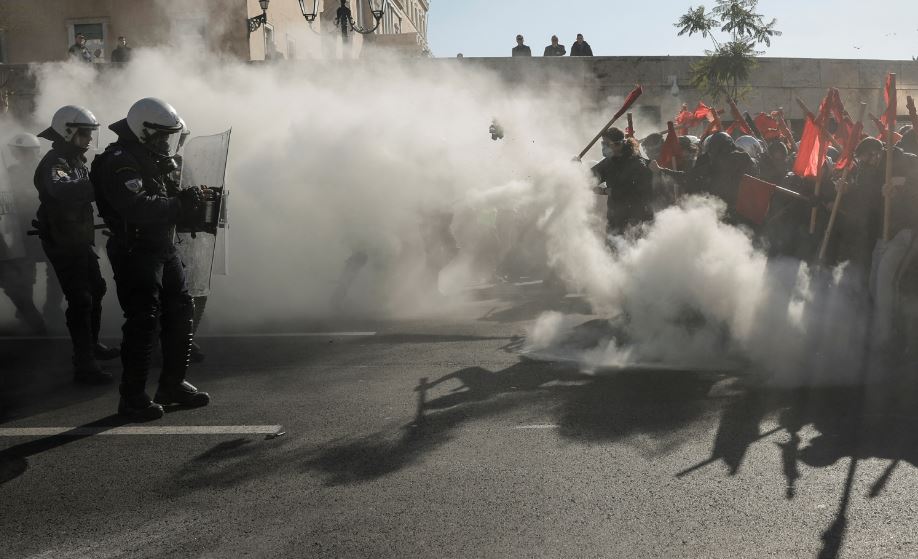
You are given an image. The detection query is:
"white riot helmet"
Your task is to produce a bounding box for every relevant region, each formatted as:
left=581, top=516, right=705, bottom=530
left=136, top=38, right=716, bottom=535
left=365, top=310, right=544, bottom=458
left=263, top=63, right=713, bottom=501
left=126, top=97, right=184, bottom=158
left=8, top=133, right=41, bottom=150
left=735, top=135, right=764, bottom=160
left=42, top=105, right=100, bottom=145
left=6, top=132, right=41, bottom=164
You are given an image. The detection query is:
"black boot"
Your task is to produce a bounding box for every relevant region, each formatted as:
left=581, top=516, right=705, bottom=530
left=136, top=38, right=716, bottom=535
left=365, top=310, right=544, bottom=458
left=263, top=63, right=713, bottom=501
left=118, top=391, right=164, bottom=421
left=154, top=380, right=210, bottom=407
left=94, top=342, right=121, bottom=360
left=73, top=355, right=113, bottom=385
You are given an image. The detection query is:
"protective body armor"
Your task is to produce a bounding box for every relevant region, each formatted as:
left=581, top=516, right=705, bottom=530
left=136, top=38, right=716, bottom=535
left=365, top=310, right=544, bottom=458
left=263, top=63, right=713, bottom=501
left=33, top=147, right=95, bottom=247
left=91, top=139, right=180, bottom=253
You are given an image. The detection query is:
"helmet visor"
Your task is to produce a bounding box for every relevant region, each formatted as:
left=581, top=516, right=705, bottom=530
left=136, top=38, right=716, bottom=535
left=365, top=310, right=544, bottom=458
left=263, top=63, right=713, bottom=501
left=72, top=125, right=100, bottom=151
left=146, top=130, right=182, bottom=157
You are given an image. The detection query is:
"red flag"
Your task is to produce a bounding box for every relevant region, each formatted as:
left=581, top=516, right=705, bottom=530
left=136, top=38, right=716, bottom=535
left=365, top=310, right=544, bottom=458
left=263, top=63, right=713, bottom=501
left=658, top=121, right=683, bottom=168
left=675, top=104, right=694, bottom=135
left=793, top=115, right=829, bottom=178
left=835, top=120, right=864, bottom=170
left=612, top=85, right=643, bottom=123
left=879, top=73, right=897, bottom=133
left=754, top=112, right=782, bottom=141
left=792, top=90, right=834, bottom=178
left=693, top=102, right=713, bottom=121
left=701, top=108, right=724, bottom=137
left=726, top=98, right=753, bottom=135
left=736, top=175, right=776, bottom=225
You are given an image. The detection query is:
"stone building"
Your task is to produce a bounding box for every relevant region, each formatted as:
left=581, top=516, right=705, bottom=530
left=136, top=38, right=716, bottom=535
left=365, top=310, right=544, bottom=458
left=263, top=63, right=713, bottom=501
left=0, top=0, right=430, bottom=64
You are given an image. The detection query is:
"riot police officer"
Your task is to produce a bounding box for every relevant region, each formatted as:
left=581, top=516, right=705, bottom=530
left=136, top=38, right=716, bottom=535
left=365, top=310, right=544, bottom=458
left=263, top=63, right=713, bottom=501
left=1, top=133, right=46, bottom=334
left=91, top=98, right=210, bottom=420
left=34, top=106, right=119, bottom=384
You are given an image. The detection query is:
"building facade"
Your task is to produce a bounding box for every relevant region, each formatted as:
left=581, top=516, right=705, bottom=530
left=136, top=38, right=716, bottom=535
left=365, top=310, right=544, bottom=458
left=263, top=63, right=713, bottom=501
left=0, top=0, right=431, bottom=64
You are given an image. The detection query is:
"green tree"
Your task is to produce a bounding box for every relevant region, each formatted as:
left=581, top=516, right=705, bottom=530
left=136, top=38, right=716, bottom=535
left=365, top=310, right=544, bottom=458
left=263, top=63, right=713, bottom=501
left=675, top=0, right=781, bottom=102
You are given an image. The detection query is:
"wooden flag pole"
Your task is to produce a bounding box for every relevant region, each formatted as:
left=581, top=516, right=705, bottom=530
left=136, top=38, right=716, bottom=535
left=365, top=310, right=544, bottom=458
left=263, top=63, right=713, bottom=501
left=626, top=113, right=634, bottom=138
left=818, top=102, right=868, bottom=263
left=884, top=73, right=897, bottom=242
left=577, top=86, right=642, bottom=160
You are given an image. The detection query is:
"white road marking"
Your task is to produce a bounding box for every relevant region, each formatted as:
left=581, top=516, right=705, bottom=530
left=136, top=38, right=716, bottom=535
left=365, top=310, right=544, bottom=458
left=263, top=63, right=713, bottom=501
left=0, top=332, right=376, bottom=340
left=514, top=424, right=560, bottom=430
left=0, top=425, right=284, bottom=437
left=199, top=332, right=377, bottom=338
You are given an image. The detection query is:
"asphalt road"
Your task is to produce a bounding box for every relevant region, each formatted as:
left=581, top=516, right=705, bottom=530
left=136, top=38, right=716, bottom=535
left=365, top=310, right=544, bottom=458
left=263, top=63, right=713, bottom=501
left=2, top=284, right=918, bottom=559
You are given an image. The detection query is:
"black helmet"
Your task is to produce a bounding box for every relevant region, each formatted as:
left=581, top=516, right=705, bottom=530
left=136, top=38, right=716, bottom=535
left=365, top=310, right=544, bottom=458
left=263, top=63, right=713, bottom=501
left=678, top=135, right=699, bottom=153
left=854, top=137, right=884, bottom=158
left=702, top=131, right=735, bottom=158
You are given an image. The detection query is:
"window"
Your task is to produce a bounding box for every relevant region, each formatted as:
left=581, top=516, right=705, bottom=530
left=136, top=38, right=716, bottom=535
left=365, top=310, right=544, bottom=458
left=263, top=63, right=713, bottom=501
left=0, top=30, right=6, bottom=63
left=68, top=19, right=108, bottom=61
left=263, top=23, right=276, bottom=59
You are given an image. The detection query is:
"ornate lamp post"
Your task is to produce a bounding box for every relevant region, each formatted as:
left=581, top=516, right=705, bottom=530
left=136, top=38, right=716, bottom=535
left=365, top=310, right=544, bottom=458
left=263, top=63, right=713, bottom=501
left=247, top=0, right=271, bottom=34
left=298, top=0, right=385, bottom=42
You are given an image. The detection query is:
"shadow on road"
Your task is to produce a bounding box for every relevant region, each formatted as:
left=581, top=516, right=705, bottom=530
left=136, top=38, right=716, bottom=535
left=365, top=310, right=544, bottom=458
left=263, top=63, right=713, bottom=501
left=0, top=415, right=128, bottom=485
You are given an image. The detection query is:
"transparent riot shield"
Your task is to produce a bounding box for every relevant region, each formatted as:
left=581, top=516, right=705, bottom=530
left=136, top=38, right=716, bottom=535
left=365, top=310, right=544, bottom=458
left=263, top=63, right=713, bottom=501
left=0, top=164, right=28, bottom=261
left=175, top=129, right=231, bottom=297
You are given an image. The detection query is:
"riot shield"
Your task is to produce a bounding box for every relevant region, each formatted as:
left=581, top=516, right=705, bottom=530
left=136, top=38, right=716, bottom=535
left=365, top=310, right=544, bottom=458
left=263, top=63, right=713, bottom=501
left=0, top=164, right=28, bottom=261
left=175, top=129, right=231, bottom=297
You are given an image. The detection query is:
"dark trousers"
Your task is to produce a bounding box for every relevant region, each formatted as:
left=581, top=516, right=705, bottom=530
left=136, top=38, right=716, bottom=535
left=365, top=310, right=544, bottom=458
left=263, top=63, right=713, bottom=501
left=42, top=243, right=106, bottom=359
left=107, top=241, right=194, bottom=396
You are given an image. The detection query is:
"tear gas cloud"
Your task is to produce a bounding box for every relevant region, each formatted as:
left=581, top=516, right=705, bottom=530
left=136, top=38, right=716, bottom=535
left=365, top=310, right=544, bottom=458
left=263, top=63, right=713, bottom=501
left=18, top=47, right=608, bottom=327
left=5, top=45, right=869, bottom=383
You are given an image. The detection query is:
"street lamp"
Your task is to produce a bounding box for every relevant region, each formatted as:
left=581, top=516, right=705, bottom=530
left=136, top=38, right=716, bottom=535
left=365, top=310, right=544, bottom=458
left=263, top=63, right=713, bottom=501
left=247, top=0, right=270, bottom=34
left=298, top=0, right=385, bottom=42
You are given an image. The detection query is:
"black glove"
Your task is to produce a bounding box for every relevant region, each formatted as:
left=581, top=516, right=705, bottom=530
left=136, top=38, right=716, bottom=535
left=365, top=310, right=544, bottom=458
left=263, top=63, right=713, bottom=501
left=177, top=186, right=204, bottom=224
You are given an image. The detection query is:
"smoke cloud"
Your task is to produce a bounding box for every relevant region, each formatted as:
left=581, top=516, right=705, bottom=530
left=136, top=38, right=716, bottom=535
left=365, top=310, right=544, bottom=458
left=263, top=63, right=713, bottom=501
left=3, top=46, right=879, bottom=386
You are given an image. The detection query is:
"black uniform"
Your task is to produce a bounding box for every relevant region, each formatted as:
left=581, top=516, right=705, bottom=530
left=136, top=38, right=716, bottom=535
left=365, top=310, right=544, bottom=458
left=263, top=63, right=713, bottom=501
left=831, top=148, right=918, bottom=271
left=33, top=139, right=106, bottom=365
left=592, top=154, right=654, bottom=234
left=91, top=121, right=201, bottom=408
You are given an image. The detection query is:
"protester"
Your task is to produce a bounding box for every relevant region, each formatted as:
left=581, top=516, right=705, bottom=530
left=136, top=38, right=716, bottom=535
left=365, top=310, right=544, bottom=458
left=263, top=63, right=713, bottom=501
left=67, top=34, right=93, bottom=63
left=651, top=132, right=757, bottom=223
left=111, top=36, right=132, bottom=63
left=543, top=35, right=566, bottom=57
left=512, top=35, right=531, bottom=57
left=591, top=127, right=653, bottom=236
left=570, top=34, right=593, bottom=57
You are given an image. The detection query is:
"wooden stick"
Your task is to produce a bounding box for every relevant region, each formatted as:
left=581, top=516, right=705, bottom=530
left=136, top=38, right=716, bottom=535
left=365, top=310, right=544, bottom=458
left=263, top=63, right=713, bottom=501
left=577, top=86, right=642, bottom=160
left=819, top=102, right=868, bottom=263
left=626, top=113, right=634, bottom=138
left=884, top=74, right=896, bottom=242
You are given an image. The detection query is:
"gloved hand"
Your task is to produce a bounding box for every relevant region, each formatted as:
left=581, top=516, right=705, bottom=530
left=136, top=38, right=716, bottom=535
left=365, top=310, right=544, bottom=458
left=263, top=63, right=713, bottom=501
left=177, top=186, right=204, bottom=224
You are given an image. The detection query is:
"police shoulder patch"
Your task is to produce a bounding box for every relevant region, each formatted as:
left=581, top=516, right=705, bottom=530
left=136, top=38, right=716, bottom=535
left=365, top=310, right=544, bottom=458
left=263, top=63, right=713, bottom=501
left=124, top=179, right=143, bottom=193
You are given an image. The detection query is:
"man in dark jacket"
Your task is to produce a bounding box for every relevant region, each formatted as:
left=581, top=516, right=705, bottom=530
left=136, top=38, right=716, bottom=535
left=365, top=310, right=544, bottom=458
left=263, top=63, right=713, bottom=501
left=34, top=105, right=119, bottom=384
left=543, top=35, right=566, bottom=56
left=111, top=36, right=133, bottom=63
left=592, top=127, right=654, bottom=235
left=512, top=35, right=531, bottom=57
left=67, top=34, right=93, bottom=63
left=570, top=34, right=593, bottom=57
left=91, top=97, right=210, bottom=421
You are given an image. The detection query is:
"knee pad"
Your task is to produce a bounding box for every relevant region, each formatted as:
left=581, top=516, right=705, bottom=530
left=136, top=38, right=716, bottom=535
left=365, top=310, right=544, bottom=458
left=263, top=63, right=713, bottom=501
left=164, top=294, right=194, bottom=322
left=124, top=312, right=158, bottom=336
